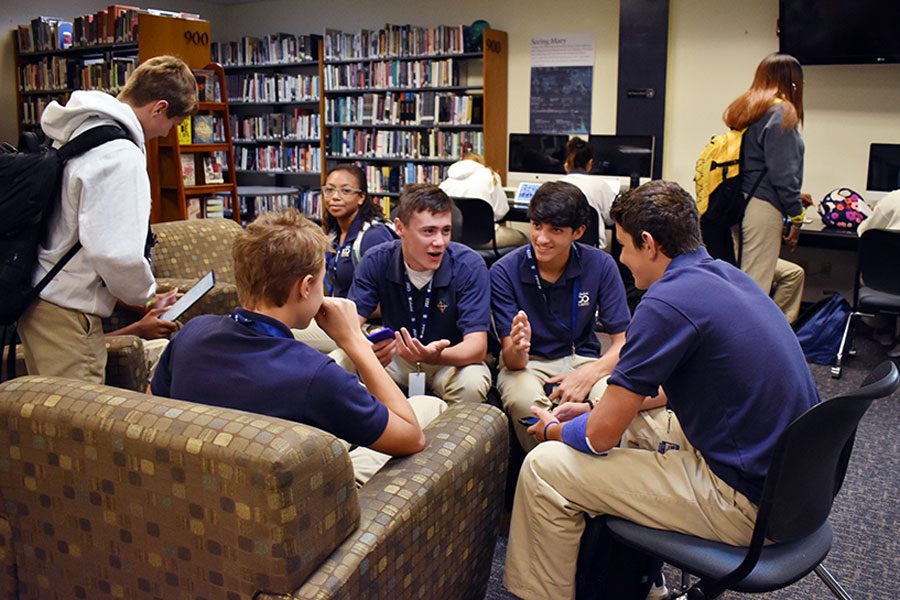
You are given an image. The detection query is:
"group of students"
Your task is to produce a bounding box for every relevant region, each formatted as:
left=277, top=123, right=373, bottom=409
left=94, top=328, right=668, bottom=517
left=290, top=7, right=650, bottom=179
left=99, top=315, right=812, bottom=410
left=21, top=50, right=827, bottom=600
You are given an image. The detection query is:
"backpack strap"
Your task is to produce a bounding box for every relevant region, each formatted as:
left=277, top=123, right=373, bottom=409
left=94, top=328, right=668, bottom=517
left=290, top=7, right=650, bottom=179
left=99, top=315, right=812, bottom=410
left=57, top=124, right=133, bottom=161
left=351, top=221, right=373, bottom=268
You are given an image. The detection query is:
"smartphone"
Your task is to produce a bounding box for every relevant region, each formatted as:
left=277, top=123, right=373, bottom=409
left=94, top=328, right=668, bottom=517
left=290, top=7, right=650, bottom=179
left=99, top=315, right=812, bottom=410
left=366, top=327, right=395, bottom=344
left=517, top=416, right=539, bottom=426
left=543, top=382, right=560, bottom=398
left=159, top=271, right=214, bottom=322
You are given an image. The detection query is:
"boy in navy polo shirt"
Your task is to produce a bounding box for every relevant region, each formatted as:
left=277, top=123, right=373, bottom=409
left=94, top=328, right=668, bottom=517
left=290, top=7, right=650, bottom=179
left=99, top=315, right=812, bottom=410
left=491, top=181, right=630, bottom=451
left=503, top=181, right=820, bottom=600
left=151, top=209, right=445, bottom=484
left=348, top=184, right=492, bottom=404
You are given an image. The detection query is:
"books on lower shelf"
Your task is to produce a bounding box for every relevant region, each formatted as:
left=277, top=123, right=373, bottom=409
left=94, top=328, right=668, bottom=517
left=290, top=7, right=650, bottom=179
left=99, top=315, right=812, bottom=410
left=181, top=154, right=195, bottom=186
left=187, top=197, right=202, bottom=219
left=18, top=55, right=137, bottom=93
left=326, top=92, right=482, bottom=126
left=329, top=127, right=483, bottom=160
left=365, top=163, right=449, bottom=195
left=231, top=111, right=319, bottom=141
left=212, top=34, right=317, bottom=66
left=177, top=116, right=192, bottom=144
left=226, top=72, right=319, bottom=103
left=234, top=145, right=321, bottom=173
left=324, top=58, right=466, bottom=90
left=203, top=196, right=227, bottom=218
left=238, top=188, right=322, bottom=225
left=191, top=115, right=218, bottom=143
left=194, top=69, right=222, bottom=102
left=202, top=154, right=225, bottom=184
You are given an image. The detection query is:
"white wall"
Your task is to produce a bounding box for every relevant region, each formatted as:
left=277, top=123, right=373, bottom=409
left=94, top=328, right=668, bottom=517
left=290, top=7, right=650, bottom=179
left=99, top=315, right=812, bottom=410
left=0, top=0, right=223, bottom=144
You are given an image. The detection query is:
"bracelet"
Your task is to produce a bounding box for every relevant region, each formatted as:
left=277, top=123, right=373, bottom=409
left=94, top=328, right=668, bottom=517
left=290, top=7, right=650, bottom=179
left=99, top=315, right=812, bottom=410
left=585, top=398, right=595, bottom=409
left=145, top=298, right=155, bottom=313
left=542, top=420, right=560, bottom=441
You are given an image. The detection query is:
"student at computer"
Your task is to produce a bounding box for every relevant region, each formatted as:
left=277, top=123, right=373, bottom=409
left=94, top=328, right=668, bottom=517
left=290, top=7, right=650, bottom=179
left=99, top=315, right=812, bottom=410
left=349, top=184, right=492, bottom=404
left=561, top=137, right=617, bottom=249
left=490, top=181, right=630, bottom=451
left=151, top=209, right=445, bottom=484
left=439, top=152, right=527, bottom=248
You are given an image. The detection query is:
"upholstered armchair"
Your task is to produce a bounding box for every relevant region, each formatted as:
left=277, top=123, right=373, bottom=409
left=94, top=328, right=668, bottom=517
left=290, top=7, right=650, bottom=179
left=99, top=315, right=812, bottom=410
left=0, top=376, right=508, bottom=599
left=150, top=219, right=243, bottom=322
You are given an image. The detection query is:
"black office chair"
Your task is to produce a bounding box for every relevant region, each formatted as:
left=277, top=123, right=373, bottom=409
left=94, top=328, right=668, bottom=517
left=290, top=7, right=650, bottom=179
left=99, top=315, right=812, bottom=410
left=452, top=197, right=519, bottom=266
left=579, top=205, right=602, bottom=248
left=832, top=229, right=900, bottom=378
left=606, top=360, right=899, bottom=600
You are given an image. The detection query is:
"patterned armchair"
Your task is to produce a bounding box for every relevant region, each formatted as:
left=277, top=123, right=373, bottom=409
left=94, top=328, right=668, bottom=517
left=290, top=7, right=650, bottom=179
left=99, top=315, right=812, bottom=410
left=150, top=219, right=243, bottom=322
left=0, top=377, right=508, bottom=600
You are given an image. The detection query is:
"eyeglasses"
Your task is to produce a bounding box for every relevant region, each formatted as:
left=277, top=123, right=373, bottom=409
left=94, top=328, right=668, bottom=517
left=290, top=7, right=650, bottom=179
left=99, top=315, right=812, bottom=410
left=322, top=186, right=362, bottom=198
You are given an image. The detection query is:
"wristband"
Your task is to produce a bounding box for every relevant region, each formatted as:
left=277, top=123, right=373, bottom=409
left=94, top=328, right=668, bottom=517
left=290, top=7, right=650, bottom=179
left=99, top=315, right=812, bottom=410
left=561, top=413, right=604, bottom=455
left=585, top=398, right=595, bottom=409
left=542, top=420, right=559, bottom=441
left=145, top=298, right=155, bottom=313
left=788, top=208, right=805, bottom=225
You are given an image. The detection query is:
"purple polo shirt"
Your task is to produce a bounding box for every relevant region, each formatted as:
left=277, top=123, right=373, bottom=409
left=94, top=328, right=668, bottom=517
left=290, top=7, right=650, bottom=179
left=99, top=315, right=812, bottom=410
left=609, top=247, right=819, bottom=503
left=490, top=243, right=630, bottom=359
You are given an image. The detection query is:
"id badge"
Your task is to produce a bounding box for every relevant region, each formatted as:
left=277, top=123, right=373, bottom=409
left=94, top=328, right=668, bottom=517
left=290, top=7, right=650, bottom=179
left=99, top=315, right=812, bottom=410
left=408, top=371, right=426, bottom=397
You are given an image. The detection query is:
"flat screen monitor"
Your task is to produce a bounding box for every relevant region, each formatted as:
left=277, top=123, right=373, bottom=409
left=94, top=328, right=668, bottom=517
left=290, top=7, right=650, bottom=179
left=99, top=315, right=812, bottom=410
left=587, top=135, right=654, bottom=179
left=508, top=134, right=568, bottom=176
left=866, top=143, right=900, bottom=203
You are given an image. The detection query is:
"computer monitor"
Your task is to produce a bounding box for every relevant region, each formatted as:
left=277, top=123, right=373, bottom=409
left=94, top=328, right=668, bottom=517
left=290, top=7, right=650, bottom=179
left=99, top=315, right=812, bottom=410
left=507, top=134, right=568, bottom=185
left=866, top=143, right=900, bottom=204
left=588, top=134, right=655, bottom=179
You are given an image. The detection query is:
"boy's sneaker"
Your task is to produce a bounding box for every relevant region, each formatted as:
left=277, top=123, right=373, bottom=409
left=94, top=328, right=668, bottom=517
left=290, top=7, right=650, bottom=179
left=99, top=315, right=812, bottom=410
left=646, top=572, right=668, bottom=600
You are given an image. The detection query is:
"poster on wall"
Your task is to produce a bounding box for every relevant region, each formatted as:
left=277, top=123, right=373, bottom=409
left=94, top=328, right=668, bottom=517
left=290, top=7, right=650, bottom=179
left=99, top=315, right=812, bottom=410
left=529, top=33, right=594, bottom=134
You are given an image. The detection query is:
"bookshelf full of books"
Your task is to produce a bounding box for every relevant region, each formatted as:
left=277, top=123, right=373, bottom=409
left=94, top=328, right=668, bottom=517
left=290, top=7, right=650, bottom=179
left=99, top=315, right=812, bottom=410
left=211, top=34, right=324, bottom=222
left=322, top=24, right=507, bottom=217
left=13, top=7, right=204, bottom=135
left=155, top=64, right=240, bottom=224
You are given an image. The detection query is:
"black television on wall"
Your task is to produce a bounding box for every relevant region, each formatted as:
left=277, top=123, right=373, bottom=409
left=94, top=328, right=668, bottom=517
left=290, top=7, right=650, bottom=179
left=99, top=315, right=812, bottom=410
left=779, top=0, right=900, bottom=65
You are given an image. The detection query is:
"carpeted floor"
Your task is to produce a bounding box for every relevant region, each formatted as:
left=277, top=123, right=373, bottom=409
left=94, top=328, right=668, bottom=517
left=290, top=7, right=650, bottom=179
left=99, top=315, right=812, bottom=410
left=484, top=327, right=900, bottom=599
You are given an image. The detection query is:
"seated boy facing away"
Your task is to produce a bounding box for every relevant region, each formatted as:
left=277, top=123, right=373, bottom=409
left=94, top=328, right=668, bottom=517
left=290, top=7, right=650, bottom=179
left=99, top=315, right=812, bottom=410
left=151, top=209, right=445, bottom=484
left=490, top=181, right=630, bottom=452
left=347, top=184, right=492, bottom=404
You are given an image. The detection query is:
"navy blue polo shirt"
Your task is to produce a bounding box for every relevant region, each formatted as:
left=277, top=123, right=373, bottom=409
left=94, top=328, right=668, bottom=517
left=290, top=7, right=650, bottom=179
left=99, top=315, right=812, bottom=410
left=349, top=240, right=491, bottom=345
left=609, top=248, right=819, bottom=504
left=151, top=308, right=389, bottom=447
left=491, top=243, right=630, bottom=359
left=326, top=213, right=395, bottom=298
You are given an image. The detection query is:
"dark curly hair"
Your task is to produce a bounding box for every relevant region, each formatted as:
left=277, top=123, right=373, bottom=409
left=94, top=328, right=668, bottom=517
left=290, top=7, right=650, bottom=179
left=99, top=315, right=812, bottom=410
left=610, top=180, right=702, bottom=257
left=323, top=163, right=383, bottom=233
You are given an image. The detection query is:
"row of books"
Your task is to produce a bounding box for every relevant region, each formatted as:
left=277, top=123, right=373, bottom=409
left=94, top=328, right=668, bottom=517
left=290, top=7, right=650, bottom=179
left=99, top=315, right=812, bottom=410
left=325, top=92, right=483, bottom=126
left=235, top=145, right=322, bottom=173
left=212, top=34, right=318, bottom=66
left=177, top=115, right=225, bottom=145
left=19, top=55, right=137, bottom=94
left=239, top=190, right=322, bottom=224
left=21, top=95, right=66, bottom=125
left=329, top=128, right=483, bottom=160
left=231, top=112, right=320, bottom=141
left=226, top=73, right=319, bottom=103
left=323, top=58, right=465, bottom=90
left=323, top=25, right=469, bottom=61
left=194, top=69, right=223, bottom=102
left=190, top=196, right=230, bottom=219
left=181, top=154, right=226, bottom=186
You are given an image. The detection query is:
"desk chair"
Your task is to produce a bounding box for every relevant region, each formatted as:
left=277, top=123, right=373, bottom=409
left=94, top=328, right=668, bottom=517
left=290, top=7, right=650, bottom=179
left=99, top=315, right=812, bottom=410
left=452, top=197, right=519, bottom=266
left=833, top=229, right=900, bottom=378
left=580, top=205, right=602, bottom=248
left=605, top=360, right=899, bottom=600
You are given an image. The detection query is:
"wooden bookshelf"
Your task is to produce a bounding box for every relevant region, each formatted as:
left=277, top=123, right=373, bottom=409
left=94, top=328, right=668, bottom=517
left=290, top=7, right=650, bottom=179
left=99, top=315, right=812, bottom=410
left=321, top=27, right=508, bottom=215
left=155, top=63, right=239, bottom=223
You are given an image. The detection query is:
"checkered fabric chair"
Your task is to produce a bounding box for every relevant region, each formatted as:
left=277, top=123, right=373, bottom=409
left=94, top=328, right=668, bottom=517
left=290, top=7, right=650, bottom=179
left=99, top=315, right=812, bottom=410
left=0, top=376, right=508, bottom=600
left=150, top=219, right=243, bottom=323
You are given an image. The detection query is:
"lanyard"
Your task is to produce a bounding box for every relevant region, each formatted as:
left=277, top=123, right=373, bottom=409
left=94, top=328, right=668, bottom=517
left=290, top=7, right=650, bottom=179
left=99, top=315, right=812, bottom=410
left=524, top=244, right=581, bottom=348
left=404, top=273, right=433, bottom=341
left=327, top=236, right=353, bottom=295
left=230, top=310, right=293, bottom=340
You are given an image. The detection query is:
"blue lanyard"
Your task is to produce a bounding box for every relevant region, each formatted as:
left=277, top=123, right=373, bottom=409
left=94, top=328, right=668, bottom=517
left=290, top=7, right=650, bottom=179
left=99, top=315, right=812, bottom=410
left=404, top=273, right=433, bottom=341
left=230, top=310, right=293, bottom=340
left=327, top=236, right=353, bottom=295
left=524, top=244, right=581, bottom=348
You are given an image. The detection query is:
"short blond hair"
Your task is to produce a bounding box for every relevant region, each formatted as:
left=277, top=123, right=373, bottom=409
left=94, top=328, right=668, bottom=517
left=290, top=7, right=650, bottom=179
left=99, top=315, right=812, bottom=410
left=232, top=209, right=329, bottom=307
left=118, top=55, right=198, bottom=117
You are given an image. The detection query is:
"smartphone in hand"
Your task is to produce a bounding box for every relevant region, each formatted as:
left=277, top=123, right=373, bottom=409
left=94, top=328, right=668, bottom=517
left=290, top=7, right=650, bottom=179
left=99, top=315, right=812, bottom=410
left=366, top=327, right=395, bottom=344
left=517, top=416, right=539, bottom=426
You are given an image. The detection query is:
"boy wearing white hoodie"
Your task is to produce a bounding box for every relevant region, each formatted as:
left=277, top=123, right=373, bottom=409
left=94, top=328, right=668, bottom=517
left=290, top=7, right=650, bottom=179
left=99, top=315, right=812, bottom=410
left=17, top=55, right=198, bottom=384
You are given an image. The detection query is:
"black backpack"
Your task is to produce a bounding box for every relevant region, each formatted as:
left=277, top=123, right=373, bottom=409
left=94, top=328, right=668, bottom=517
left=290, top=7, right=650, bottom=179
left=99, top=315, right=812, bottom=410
left=0, top=124, right=132, bottom=379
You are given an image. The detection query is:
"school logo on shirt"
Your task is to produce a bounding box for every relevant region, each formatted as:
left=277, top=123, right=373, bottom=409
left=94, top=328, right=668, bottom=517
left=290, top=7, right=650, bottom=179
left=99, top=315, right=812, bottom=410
left=437, top=299, right=449, bottom=313
left=339, top=246, right=352, bottom=258
left=578, top=291, right=591, bottom=307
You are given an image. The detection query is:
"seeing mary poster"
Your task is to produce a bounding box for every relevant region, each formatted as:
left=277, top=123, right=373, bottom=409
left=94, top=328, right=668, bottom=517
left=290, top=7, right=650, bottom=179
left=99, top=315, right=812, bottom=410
left=529, top=34, right=594, bottom=134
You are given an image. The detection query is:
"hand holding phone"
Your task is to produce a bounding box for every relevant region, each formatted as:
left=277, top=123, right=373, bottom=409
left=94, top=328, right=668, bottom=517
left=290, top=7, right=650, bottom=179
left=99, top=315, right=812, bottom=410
left=517, top=416, right=539, bottom=426
left=366, top=327, right=395, bottom=344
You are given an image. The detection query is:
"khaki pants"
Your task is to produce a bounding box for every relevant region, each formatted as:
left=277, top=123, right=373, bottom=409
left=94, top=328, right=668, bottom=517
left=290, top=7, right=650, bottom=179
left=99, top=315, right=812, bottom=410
left=497, top=355, right=609, bottom=452
left=349, top=395, right=447, bottom=484
left=736, top=198, right=805, bottom=324
left=143, top=338, right=170, bottom=381
left=504, top=408, right=758, bottom=600
left=291, top=318, right=339, bottom=354
left=386, top=356, right=491, bottom=404
left=18, top=298, right=106, bottom=384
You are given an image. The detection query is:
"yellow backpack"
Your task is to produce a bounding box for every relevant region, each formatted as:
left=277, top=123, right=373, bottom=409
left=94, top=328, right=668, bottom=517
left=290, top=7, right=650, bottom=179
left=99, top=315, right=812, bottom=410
left=694, top=128, right=745, bottom=216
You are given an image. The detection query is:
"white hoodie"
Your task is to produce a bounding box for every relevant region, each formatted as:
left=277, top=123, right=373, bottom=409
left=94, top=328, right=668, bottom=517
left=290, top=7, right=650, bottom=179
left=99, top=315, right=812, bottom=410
left=37, top=90, right=156, bottom=317
left=439, top=159, right=509, bottom=221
